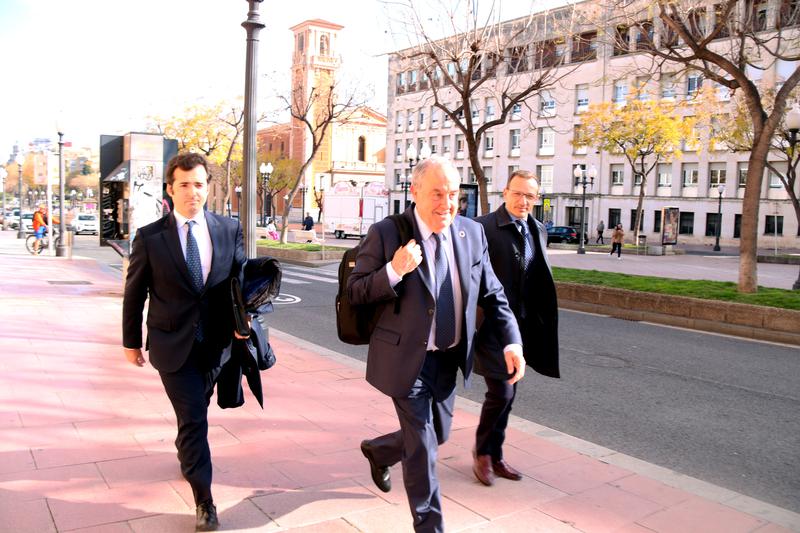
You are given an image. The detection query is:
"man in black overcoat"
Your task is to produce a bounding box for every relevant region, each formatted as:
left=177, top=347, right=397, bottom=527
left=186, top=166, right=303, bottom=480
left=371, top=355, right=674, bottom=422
left=472, top=170, right=560, bottom=486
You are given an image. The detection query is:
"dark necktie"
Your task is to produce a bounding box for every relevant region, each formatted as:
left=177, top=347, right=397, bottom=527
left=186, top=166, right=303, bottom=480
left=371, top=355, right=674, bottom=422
left=434, top=233, right=455, bottom=350
left=516, top=219, right=533, bottom=269
left=186, top=221, right=204, bottom=341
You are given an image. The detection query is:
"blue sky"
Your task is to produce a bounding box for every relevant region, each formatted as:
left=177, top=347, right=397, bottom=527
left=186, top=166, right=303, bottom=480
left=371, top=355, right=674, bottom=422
left=0, top=0, right=562, bottom=158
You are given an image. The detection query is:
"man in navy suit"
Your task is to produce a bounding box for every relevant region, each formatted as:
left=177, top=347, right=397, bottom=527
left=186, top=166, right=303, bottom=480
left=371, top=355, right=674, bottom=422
left=348, top=156, right=525, bottom=532
left=472, top=170, right=560, bottom=486
left=122, top=152, right=247, bottom=531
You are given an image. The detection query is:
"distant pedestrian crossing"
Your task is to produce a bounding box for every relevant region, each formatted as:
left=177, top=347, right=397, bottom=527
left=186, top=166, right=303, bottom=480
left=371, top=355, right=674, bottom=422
left=280, top=265, right=338, bottom=285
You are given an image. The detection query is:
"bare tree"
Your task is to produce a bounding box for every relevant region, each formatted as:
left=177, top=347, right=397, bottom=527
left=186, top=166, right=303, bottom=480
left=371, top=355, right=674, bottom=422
left=603, top=0, right=800, bottom=292
left=389, top=0, right=584, bottom=214
left=277, top=82, right=360, bottom=243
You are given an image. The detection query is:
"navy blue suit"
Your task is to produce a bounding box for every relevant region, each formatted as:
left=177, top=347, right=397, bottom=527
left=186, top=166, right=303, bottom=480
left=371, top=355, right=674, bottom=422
left=123, top=211, right=245, bottom=504
left=348, top=207, right=520, bottom=532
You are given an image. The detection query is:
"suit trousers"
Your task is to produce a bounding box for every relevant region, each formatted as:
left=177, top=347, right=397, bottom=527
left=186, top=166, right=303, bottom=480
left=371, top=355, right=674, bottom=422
left=366, top=351, right=458, bottom=533
left=159, top=343, right=221, bottom=505
left=475, top=377, right=517, bottom=461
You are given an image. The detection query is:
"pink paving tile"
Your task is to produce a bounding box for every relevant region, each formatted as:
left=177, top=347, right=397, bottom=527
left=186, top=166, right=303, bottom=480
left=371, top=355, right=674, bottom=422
left=0, top=463, right=108, bottom=503
left=96, top=452, right=179, bottom=488
left=249, top=479, right=387, bottom=529
left=614, top=524, right=662, bottom=533
left=65, top=522, right=134, bottom=532
left=344, top=501, right=419, bottom=533
left=0, top=410, right=22, bottom=429
left=438, top=461, right=566, bottom=520
left=441, top=494, right=497, bottom=530
left=0, top=423, right=80, bottom=452
left=278, top=518, right=363, bottom=532
left=459, top=506, right=583, bottom=532
left=528, top=454, right=632, bottom=494
left=535, top=483, right=664, bottom=533
left=637, top=496, right=766, bottom=533
left=131, top=497, right=276, bottom=532
left=508, top=434, right=582, bottom=463
left=32, top=438, right=147, bottom=470
left=610, top=474, right=692, bottom=507
left=0, top=448, right=36, bottom=475
left=48, top=481, right=190, bottom=531
left=271, top=448, right=366, bottom=489
left=0, top=497, right=56, bottom=532
left=751, top=524, right=797, bottom=533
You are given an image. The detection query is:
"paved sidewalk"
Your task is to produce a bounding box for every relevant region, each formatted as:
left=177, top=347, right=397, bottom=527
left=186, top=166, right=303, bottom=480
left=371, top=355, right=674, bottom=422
left=0, top=230, right=798, bottom=532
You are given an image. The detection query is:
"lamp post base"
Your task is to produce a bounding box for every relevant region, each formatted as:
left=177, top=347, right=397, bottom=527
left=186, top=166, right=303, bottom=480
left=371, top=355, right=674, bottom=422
left=793, top=269, right=800, bottom=291
left=17, top=228, right=25, bottom=239
left=56, top=244, right=70, bottom=258
left=713, top=244, right=721, bottom=252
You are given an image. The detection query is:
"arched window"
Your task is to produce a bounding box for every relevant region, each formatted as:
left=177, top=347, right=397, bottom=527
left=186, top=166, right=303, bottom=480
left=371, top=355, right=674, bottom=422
left=357, top=136, right=366, bottom=162
left=297, top=34, right=304, bottom=52
left=320, top=34, right=329, bottom=56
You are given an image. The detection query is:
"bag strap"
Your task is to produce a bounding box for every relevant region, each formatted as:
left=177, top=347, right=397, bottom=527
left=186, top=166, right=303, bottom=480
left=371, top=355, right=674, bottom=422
left=387, top=212, right=415, bottom=315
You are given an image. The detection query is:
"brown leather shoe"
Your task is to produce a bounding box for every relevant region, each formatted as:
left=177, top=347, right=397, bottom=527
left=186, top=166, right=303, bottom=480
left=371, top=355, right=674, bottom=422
left=473, top=454, right=495, bottom=486
left=492, top=459, right=523, bottom=481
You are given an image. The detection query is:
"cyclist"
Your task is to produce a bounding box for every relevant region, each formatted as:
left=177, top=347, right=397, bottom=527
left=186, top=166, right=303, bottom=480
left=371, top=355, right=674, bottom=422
left=32, top=204, right=58, bottom=254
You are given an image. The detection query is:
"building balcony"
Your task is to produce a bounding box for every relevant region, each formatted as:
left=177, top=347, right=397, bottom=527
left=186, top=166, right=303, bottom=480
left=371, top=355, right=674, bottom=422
left=331, top=160, right=386, bottom=175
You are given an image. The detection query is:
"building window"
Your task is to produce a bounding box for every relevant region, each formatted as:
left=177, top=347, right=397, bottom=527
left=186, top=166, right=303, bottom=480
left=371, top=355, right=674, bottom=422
left=661, top=73, right=676, bottom=99
left=484, top=132, right=494, bottom=155
left=608, top=208, right=621, bottom=228
left=687, top=73, right=703, bottom=98
left=442, top=136, right=451, bottom=154
left=409, top=70, right=418, bottom=90
left=471, top=101, right=480, bottom=121
left=633, top=172, right=643, bottom=186
left=734, top=163, right=747, bottom=188
left=540, top=91, right=556, bottom=117
left=654, top=210, right=662, bottom=233
left=418, top=109, right=426, bottom=129
left=538, top=127, right=554, bottom=155
left=613, top=25, right=630, bottom=55
left=629, top=209, right=644, bottom=231
left=297, top=33, right=304, bottom=52
left=613, top=80, right=628, bottom=105
left=429, top=137, right=438, bottom=154
left=709, top=163, right=727, bottom=188
left=575, top=84, right=589, bottom=112
left=635, top=76, right=650, bottom=100
left=734, top=214, right=742, bottom=238
left=705, top=213, right=721, bottom=237
left=395, top=142, right=402, bottom=158
left=768, top=167, right=783, bottom=188
left=506, top=45, right=529, bottom=73
left=320, top=34, right=329, bottom=56
left=566, top=206, right=587, bottom=228
left=657, top=163, right=672, bottom=186
left=682, top=163, right=699, bottom=186
left=511, top=102, right=522, bottom=120
left=572, top=30, right=598, bottom=62
left=510, top=129, right=521, bottom=154
left=396, top=111, right=404, bottom=132
left=482, top=166, right=493, bottom=184
left=679, top=212, right=695, bottom=234
left=611, top=164, right=624, bottom=185
left=394, top=169, right=404, bottom=186
left=635, top=20, right=655, bottom=51
left=357, top=136, right=366, bottom=162
left=486, top=99, right=496, bottom=120
left=573, top=125, right=587, bottom=154
left=407, top=113, right=414, bottom=130
left=537, top=165, right=553, bottom=194
left=455, top=134, right=465, bottom=155
left=431, top=107, right=439, bottom=128
left=765, top=215, right=784, bottom=235
left=467, top=167, right=475, bottom=184
left=573, top=164, right=587, bottom=186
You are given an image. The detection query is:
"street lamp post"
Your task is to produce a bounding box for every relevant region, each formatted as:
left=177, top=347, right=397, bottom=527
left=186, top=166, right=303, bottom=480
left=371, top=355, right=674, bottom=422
left=572, top=165, right=597, bottom=254
left=15, top=153, right=24, bottom=239
left=70, top=189, right=77, bottom=211
left=235, top=185, right=242, bottom=217
left=713, top=183, right=726, bottom=252
left=784, top=103, right=800, bottom=290
left=56, top=131, right=68, bottom=257
left=259, top=162, right=273, bottom=227
left=404, top=142, right=431, bottom=209
left=0, top=166, right=6, bottom=230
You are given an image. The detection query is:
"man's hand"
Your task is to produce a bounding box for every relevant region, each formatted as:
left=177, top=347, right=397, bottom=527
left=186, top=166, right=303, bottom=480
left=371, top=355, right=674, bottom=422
left=504, top=346, right=526, bottom=385
left=124, top=347, right=146, bottom=367
left=390, top=239, right=423, bottom=277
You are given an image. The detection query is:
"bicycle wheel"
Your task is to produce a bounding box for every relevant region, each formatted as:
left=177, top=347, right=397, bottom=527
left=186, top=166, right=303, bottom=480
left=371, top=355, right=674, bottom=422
left=25, top=235, right=38, bottom=254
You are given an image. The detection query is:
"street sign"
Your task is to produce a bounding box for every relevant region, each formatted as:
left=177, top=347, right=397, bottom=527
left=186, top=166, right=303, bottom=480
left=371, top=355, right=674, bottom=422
left=543, top=198, right=551, bottom=210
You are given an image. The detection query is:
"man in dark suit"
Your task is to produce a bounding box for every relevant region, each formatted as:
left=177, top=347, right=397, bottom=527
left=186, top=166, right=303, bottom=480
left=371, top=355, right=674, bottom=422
left=472, top=170, right=560, bottom=486
left=348, top=156, right=525, bottom=532
left=122, top=152, right=247, bottom=532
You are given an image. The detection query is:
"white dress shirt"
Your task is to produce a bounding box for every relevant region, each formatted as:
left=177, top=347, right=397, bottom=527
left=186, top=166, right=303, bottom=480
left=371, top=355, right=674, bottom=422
left=387, top=210, right=463, bottom=351
left=173, top=210, right=213, bottom=285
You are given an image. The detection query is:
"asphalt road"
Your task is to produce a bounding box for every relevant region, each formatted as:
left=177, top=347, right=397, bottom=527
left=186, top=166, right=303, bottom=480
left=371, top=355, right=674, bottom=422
left=80, top=239, right=800, bottom=513
left=270, top=263, right=800, bottom=513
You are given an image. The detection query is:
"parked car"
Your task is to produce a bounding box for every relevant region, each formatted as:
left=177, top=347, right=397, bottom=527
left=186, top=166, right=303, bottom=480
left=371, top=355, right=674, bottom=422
left=546, top=225, right=579, bottom=244
left=71, top=213, right=99, bottom=235
left=20, top=213, right=34, bottom=233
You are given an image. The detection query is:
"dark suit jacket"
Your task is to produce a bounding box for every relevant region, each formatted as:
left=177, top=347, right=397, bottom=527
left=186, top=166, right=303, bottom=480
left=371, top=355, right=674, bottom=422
left=347, top=207, right=521, bottom=398
left=122, top=211, right=246, bottom=373
left=475, top=205, right=559, bottom=379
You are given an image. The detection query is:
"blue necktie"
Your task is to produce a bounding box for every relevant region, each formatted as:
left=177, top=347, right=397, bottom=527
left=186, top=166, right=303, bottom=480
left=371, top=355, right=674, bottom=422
left=516, top=219, right=533, bottom=269
left=186, top=221, right=204, bottom=341
left=434, top=233, right=455, bottom=350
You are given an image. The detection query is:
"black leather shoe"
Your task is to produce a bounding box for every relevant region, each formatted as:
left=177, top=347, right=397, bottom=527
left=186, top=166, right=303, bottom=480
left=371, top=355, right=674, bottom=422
left=360, top=440, right=391, bottom=492
left=196, top=501, right=219, bottom=531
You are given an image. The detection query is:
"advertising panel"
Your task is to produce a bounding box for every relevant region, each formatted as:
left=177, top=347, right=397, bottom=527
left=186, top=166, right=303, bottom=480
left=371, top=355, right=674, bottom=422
left=661, top=207, right=679, bottom=245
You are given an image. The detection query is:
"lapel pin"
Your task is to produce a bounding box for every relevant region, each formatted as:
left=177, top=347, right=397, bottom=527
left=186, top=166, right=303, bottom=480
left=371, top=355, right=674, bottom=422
left=458, top=230, right=466, bottom=238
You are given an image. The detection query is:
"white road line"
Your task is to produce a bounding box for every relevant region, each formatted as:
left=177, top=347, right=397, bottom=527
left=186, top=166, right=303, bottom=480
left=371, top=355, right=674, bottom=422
left=280, top=270, right=338, bottom=283
left=279, top=277, right=311, bottom=285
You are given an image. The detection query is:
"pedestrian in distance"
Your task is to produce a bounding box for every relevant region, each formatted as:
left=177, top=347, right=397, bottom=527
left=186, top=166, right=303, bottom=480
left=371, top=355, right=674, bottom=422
left=611, top=223, right=624, bottom=259
left=122, top=152, right=248, bottom=532
left=472, top=170, right=560, bottom=487
left=347, top=155, right=525, bottom=532
left=302, top=212, right=314, bottom=231
left=596, top=219, right=605, bottom=244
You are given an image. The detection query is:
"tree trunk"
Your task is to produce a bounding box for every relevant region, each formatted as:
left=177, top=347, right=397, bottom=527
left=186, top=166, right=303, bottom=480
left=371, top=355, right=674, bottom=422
left=738, top=146, right=770, bottom=293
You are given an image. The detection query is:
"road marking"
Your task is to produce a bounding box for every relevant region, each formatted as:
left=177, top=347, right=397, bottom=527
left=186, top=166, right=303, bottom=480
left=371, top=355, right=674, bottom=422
left=280, top=269, right=338, bottom=283
left=279, top=278, right=311, bottom=285
left=274, top=293, right=301, bottom=304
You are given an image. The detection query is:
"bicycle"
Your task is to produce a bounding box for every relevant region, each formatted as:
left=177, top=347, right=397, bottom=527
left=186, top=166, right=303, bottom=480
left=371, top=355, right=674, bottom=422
left=25, top=228, right=60, bottom=255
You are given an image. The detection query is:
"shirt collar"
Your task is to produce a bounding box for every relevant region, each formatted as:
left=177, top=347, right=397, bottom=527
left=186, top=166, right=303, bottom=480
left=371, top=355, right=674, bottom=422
left=413, top=207, right=450, bottom=242
left=173, top=210, right=206, bottom=230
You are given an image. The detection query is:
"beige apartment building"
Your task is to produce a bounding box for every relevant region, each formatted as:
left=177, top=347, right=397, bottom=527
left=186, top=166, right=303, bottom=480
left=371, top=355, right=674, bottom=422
left=385, top=0, right=799, bottom=247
